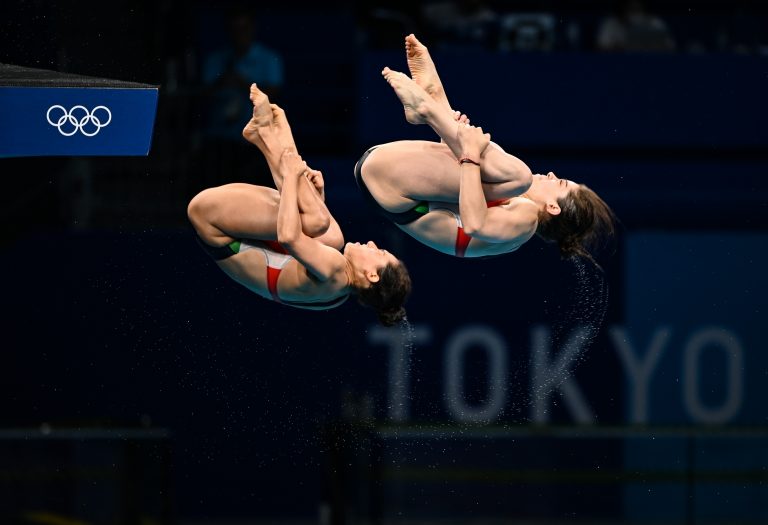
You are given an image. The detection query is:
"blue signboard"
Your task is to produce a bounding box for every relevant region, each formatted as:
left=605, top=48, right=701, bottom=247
left=0, top=86, right=158, bottom=157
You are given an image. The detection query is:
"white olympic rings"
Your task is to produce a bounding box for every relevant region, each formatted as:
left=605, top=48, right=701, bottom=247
left=46, top=105, right=112, bottom=137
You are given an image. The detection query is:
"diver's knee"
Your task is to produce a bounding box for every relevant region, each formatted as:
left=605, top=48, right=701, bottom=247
left=187, top=188, right=219, bottom=227
left=187, top=191, right=205, bottom=223
left=518, top=165, right=533, bottom=190
left=303, top=212, right=331, bottom=239
left=359, top=149, right=385, bottom=182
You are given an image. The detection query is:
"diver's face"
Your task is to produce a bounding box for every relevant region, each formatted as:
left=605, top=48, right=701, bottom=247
left=532, top=172, right=579, bottom=203
left=343, top=241, right=398, bottom=285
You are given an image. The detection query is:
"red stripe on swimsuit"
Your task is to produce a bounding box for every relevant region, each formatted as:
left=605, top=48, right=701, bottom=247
left=262, top=241, right=289, bottom=302
left=263, top=240, right=288, bottom=254
left=455, top=199, right=507, bottom=258
left=485, top=198, right=509, bottom=208
left=455, top=227, right=472, bottom=258
left=234, top=239, right=347, bottom=310
left=266, top=266, right=282, bottom=302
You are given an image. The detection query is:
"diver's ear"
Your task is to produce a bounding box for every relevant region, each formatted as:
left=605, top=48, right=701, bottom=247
left=366, top=270, right=380, bottom=283
left=546, top=200, right=561, bottom=216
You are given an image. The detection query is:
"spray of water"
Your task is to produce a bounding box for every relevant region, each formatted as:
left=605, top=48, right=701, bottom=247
left=528, top=256, right=610, bottom=411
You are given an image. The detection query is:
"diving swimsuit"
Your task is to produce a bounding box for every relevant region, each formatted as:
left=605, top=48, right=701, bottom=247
left=195, top=235, right=348, bottom=310
left=354, top=146, right=506, bottom=257
left=354, top=146, right=430, bottom=224
left=426, top=202, right=502, bottom=258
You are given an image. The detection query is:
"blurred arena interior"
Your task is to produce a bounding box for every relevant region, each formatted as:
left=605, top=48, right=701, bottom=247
left=0, top=1, right=767, bottom=524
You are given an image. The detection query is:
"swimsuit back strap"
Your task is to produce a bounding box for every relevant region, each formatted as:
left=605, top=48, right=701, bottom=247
left=486, top=198, right=508, bottom=208
left=262, top=240, right=288, bottom=254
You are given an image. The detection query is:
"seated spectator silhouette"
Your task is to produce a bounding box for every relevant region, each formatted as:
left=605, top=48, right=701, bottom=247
left=201, top=6, right=284, bottom=141
left=595, top=0, right=676, bottom=52
left=198, top=6, right=285, bottom=184
left=498, top=12, right=557, bottom=52
left=359, top=3, right=418, bottom=49
left=720, top=1, right=765, bottom=54
left=420, top=0, right=499, bottom=50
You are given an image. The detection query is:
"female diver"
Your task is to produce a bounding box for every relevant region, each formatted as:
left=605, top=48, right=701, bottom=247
left=189, top=84, right=412, bottom=326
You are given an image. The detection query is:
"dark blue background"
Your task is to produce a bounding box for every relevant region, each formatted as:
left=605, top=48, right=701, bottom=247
left=1, top=1, right=767, bottom=523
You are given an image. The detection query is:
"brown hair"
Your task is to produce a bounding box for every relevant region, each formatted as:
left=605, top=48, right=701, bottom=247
left=536, top=184, right=617, bottom=266
left=357, top=260, right=412, bottom=326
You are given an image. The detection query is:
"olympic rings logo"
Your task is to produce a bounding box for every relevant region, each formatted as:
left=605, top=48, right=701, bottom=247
left=46, top=105, right=112, bottom=137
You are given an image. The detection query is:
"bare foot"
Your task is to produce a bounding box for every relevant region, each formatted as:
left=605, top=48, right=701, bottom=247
left=405, top=34, right=451, bottom=112
left=269, top=103, right=298, bottom=153
left=381, top=67, right=433, bottom=125
left=241, top=83, right=275, bottom=147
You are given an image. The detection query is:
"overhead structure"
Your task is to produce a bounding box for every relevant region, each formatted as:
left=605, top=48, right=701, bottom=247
left=0, top=63, right=159, bottom=157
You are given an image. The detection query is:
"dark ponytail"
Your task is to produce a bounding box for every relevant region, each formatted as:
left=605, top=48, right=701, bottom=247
left=536, top=184, right=617, bottom=267
left=357, top=260, right=412, bottom=326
